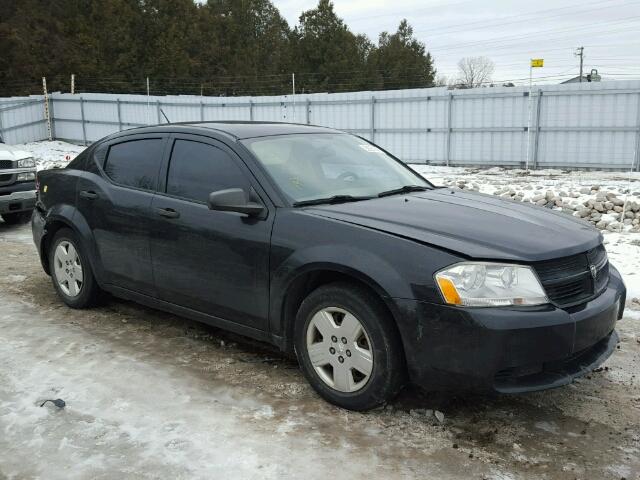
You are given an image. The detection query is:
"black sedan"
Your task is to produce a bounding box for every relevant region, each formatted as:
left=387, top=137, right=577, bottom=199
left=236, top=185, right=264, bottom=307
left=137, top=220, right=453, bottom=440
left=32, top=122, right=626, bottom=410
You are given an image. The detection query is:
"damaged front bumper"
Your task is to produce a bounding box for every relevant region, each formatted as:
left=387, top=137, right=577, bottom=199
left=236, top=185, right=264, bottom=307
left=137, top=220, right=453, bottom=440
left=393, top=265, right=626, bottom=393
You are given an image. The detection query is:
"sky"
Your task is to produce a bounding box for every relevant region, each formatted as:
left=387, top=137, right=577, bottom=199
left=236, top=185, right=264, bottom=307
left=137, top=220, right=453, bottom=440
left=275, top=0, right=640, bottom=85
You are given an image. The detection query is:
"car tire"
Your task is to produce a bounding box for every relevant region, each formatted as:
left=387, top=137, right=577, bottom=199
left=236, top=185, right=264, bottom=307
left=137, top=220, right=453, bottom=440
left=49, top=228, right=100, bottom=308
left=294, top=282, right=406, bottom=411
left=2, top=212, right=31, bottom=225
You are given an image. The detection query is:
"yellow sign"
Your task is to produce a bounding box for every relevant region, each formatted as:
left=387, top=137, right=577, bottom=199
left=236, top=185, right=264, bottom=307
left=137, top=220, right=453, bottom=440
left=531, top=59, right=544, bottom=68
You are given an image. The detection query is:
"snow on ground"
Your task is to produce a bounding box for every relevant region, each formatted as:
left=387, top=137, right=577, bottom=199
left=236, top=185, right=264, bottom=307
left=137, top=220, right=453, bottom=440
left=12, top=141, right=640, bottom=299
left=15, top=140, right=85, bottom=170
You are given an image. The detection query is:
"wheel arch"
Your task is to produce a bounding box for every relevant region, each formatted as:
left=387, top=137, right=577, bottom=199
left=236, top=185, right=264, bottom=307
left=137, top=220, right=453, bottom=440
left=41, top=208, right=101, bottom=281
left=273, top=264, right=403, bottom=355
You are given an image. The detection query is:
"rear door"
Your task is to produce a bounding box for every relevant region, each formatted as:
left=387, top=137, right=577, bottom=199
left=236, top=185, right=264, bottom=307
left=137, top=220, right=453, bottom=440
left=76, top=134, right=167, bottom=295
left=149, top=134, right=273, bottom=331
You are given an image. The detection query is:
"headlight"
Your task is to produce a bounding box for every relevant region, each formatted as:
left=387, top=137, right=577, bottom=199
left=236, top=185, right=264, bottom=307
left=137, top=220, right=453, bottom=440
left=435, top=262, right=549, bottom=307
left=17, top=158, right=35, bottom=168
left=17, top=172, right=36, bottom=181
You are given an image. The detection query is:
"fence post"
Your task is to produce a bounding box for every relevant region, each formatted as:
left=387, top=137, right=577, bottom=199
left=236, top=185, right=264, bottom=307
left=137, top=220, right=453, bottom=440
left=306, top=99, right=311, bottom=125
left=156, top=100, right=161, bottom=124
left=532, top=90, right=543, bottom=170
left=445, top=93, right=453, bottom=166
left=79, top=96, right=87, bottom=145
left=200, top=100, right=205, bottom=121
left=249, top=100, right=253, bottom=121
left=116, top=98, right=122, bottom=131
left=370, top=95, right=376, bottom=142
left=0, top=107, right=4, bottom=141
left=42, top=77, right=52, bottom=141
left=49, top=95, right=56, bottom=140
left=635, top=92, right=640, bottom=172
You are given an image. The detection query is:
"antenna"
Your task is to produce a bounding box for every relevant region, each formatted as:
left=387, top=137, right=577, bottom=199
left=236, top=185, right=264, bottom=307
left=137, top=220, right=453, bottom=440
left=160, top=108, right=170, bottom=123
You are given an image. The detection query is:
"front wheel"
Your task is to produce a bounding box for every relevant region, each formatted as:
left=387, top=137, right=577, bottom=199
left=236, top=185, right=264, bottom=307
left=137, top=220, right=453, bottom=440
left=294, top=282, right=406, bottom=411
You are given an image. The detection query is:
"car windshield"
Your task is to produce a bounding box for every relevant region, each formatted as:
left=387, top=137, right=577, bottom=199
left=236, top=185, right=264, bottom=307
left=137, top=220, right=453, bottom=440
left=242, top=133, right=431, bottom=205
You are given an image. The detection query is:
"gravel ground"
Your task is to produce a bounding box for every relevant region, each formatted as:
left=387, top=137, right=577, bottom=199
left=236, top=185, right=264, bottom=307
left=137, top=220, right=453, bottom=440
left=1, top=220, right=639, bottom=480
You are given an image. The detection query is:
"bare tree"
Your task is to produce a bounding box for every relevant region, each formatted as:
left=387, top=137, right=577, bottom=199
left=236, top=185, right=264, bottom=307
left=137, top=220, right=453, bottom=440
left=455, top=56, right=495, bottom=88
left=434, top=74, right=449, bottom=87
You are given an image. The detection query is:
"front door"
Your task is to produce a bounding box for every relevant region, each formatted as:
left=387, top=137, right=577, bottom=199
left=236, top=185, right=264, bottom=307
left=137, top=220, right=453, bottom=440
left=149, top=135, right=273, bottom=331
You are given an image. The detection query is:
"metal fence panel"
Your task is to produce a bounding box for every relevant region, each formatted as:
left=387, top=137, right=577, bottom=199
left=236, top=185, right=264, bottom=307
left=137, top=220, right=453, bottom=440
left=0, top=96, right=47, bottom=144
left=1, top=81, right=639, bottom=170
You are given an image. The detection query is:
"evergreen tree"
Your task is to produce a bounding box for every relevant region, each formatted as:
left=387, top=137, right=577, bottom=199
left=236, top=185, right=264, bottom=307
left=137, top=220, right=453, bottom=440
left=372, top=20, right=436, bottom=90
left=0, top=0, right=437, bottom=96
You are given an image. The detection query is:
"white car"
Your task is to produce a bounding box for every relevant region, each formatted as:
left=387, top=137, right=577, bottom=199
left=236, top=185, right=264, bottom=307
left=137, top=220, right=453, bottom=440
left=0, top=136, right=37, bottom=224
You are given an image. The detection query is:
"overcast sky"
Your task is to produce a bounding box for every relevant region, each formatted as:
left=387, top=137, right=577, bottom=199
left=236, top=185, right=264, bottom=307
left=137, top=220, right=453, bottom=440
left=275, top=0, right=640, bottom=84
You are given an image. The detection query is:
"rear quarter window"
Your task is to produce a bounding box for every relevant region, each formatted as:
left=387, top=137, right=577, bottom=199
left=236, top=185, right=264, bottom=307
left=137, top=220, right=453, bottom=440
left=104, top=138, right=164, bottom=191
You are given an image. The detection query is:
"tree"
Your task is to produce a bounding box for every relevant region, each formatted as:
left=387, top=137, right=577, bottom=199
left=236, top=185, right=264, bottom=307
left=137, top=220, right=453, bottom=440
left=291, top=0, right=369, bottom=93
left=455, top=56, right=495, bottom=89
left=372, top=20, right=436, bottom=90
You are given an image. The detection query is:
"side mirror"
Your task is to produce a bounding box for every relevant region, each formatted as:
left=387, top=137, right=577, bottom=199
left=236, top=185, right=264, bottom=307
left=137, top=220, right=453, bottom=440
left=207, top=188, right=265, bottom=217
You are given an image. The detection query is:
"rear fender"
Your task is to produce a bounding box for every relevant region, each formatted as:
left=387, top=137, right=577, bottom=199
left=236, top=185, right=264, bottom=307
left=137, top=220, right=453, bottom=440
left=41, top=205, right=105, bottom=284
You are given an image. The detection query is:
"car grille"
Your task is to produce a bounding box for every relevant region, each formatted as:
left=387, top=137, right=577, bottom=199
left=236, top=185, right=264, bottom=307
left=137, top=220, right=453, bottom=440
left=0, top=160, right=13, bottom=170
left=533, top=244, right=609, bottom=308
left=0, top=173, right=15, bottom=186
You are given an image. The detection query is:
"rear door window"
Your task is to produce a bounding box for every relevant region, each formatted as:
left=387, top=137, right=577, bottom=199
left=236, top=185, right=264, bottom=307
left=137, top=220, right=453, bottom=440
left=104, top=138, right=165, bottom=191
left=166, top=139, right=249, bottom=203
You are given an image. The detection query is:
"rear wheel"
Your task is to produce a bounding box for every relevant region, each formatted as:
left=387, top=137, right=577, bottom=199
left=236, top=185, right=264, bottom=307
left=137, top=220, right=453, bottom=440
left=49, top=228, right=100, bottom=308
left=2, top=212, right=31, bottom=225
left=294, top=282, right=406, bottom=410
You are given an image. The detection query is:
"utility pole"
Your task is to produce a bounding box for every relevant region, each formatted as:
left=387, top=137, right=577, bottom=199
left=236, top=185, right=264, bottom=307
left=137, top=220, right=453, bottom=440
left=70, top=74, right=75, bottom=95
left=575, top=46, right=584, bottom=82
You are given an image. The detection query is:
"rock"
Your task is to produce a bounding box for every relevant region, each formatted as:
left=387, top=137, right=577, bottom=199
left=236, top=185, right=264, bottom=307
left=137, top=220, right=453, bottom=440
left=532, top=194, right=545, bottom=202
left=593, top=202, right=604, bottom=212
left=625, top=211, right=635, bottom=219
left=555, top=199, right=563, bottom=206
left=595, top=192, right=607, bottom=202
left=579, top=187, right=590, bottom=194
left=591, top=185, right=600, bottom=191
left=577, top=208, right=591, bottom=218
left=614, top=206, right=624, bottom=213
left=604, top=201, right=614, bottom=210
left=434, top=410, right=445, bottom=423
left=612, top=198, right=625, bottom=207
left=570, top=191, right=580, bottom=198
left=535, top=199, right=546, bottom=206
left=606, top=192, right=617, bottom=200
left=596, top=220, right=608, bottom=229
left=606, top=221, right=622, bottom=232
left=545, top=190, right=555, bottom=201
left=624, top=218, right=632, bottom=225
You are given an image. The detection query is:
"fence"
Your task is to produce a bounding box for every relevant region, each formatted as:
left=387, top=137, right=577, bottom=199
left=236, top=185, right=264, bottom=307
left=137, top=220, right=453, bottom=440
left=1, top=80, right=639, bottom=170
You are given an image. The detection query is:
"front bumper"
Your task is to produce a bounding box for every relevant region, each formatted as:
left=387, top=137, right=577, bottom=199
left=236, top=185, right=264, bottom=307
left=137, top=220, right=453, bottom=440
left=394, top=265, right=626, bottom=393
left=0, top=188, right=36, bottom=214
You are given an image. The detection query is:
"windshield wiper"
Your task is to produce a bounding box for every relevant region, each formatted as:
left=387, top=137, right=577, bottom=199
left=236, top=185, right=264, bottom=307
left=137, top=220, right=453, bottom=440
left=293, top=195, right=373, bottom=207
left=377, top=185, right=429, bottom=198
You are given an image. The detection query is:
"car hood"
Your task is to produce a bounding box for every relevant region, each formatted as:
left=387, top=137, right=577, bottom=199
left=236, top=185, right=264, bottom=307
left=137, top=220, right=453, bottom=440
left=0, top=144, right=32, bottom=161
left=304, top=188, right=601, bottom=262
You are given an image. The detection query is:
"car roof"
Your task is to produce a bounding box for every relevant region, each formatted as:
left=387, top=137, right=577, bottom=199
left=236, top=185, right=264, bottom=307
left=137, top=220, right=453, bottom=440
left=179, top=121, right=342, bottom=140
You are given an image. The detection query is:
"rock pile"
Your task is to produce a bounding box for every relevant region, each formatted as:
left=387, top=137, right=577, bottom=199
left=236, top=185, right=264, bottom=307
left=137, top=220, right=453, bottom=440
left=449, top=181, right=640, bottom=233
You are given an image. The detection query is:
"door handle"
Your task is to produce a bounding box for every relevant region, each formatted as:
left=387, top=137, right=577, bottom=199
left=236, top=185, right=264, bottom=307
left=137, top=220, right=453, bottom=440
left=79, top=190, right=98, bottom=199
left=157, top=207, right=180, bottom=219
